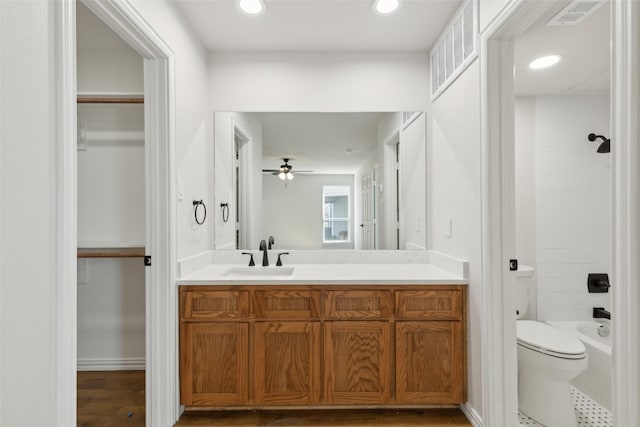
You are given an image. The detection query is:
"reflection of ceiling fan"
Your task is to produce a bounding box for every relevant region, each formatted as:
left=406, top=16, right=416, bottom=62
left=262, top=158, right=312, bottom=181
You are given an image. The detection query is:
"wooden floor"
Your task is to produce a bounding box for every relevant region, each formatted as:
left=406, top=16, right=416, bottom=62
left=78, top=371, right=472, bottom=427
left=176, top=409, right=472, bottom=426
left=77, top=370, right=145, bottom=427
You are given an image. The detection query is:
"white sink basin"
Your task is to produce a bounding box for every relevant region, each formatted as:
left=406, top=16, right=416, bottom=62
left=222, top=267, right=295, bottom=278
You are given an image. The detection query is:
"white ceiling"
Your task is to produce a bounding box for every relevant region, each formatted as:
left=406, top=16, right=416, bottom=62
left=514, top=2, right=610, bottom=96
left=256, top=112, right=385, bottom=174
left=175, top=0, right=462, bottom=52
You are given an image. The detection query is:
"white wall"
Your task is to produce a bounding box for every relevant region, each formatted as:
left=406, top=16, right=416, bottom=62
left=208, top=52, right=430, bottom=111
left=77, top=50, right=143, bottom=93
left=77, top=259, right=145, bottom=365
left=213, top=112, right=263, bottom=249
left=77, top=104, right=145, bottom=246
left=263, top=174, right=354, bottom=250
left=1, top=1, right=58, bottom=424
left=515, top=97, right=538, bottom=319
left=533, top=96, right=610, bottom=321
left=429, top=60, right=483, bottom=415
left=132, top=0, right=213, bottom=260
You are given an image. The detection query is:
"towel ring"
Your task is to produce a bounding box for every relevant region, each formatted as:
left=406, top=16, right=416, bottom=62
left=193, top=200, right=207, bottom=225
left=220, top=202, right=230, bottom=223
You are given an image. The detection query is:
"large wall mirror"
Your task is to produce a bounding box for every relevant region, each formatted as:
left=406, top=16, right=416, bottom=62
left=213, top=112, right=426, bottom=251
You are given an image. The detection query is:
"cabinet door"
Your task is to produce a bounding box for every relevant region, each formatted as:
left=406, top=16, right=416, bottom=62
left=324, top=321, right=390, bottom=404
left=396, top=321, right=464, bottom=404
left=254, top=322, right=321, bottom=404
left=180, top=322, right=248, bottom=406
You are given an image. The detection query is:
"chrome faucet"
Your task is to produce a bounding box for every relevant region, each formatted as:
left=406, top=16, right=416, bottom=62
left=259, top=239, right=269, bottom=266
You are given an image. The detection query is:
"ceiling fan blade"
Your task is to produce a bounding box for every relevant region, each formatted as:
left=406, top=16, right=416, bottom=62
left=262, top=169, right=279, bottom=172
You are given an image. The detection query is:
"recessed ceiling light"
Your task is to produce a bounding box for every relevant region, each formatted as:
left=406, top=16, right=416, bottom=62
left=372, top=0, right=402, bottom=15
left=529, top=54, right=563, bottom=70
left=237, top=0, right=266, bottom=16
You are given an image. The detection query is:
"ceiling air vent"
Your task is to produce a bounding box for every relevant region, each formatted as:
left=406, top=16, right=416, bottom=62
left=547, top=0, right=607, bottom=26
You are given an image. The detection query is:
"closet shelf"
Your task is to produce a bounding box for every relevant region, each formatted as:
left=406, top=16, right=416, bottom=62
left=77, top=96, right=144, bottom=104
left=77, top=247, right=145, bottom=258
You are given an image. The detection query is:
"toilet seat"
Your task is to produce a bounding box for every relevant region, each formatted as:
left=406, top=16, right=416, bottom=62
left=517, top=320, right=586, bottom=360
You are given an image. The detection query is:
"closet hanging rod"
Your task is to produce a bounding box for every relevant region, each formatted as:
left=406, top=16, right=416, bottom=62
left=77, top=247, right=145, bottom=258
left=77, top=96, right=144, bottom=104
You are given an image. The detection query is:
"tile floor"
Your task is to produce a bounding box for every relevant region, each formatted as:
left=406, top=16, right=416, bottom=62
left=518, top=386, right=612, bottom=427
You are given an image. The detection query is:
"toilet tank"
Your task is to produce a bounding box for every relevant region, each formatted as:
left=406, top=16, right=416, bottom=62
left=516, top=265, right=534, bottom=319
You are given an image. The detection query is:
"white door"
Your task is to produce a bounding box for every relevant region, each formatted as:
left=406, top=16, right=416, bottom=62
left=361, top=168, right=378, bottom=250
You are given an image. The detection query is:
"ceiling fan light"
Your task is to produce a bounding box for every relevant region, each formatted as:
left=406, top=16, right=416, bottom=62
left=278, top=172, right=286, bottom=180
left=286, top=172, right=294, bottom=180
left=237, top=0, right=266, bottom=16
left=372, top=0, right=401, bottom=15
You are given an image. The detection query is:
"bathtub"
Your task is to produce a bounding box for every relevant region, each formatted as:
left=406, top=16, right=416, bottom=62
left=547, top=320, right=612, bottom=410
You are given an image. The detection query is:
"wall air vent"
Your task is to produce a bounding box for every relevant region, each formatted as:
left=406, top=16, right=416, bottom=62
left=546, top=0, right=607, bottom=26
left=430, top=0, right=477, bottom=100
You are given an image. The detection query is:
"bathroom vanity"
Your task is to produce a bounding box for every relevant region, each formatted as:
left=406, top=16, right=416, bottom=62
left=178, top=263, right=467, bottom=409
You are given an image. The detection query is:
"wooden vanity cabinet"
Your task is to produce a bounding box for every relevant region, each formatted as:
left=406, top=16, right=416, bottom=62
left=180, top=290, right=251, bottom=406
left=179, top=285, right=466, bottom=408
left=395, top=290, right=465, bottom=404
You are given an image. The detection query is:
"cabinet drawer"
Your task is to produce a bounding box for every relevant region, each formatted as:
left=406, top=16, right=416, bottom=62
left=182, top=290, right=249, bottom=320
left=325, top=290, right=393, bottom=319
left=395, top=290, right=462, bottom=320
left=254, top=290, right=320, bottom=319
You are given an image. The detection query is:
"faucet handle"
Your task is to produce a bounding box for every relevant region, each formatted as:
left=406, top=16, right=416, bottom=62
left=276, top=252, right=289, bottom=267
left=241, top=252, right=255, bottom=267
left=259, top=240, right=266, bottom=251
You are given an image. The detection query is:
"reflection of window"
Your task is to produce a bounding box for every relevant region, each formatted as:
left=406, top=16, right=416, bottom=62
left=323, top=186, right=350, bottom=243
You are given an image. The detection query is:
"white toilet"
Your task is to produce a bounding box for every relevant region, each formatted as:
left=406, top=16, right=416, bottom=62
left=516, top=265, right=588, bottom=427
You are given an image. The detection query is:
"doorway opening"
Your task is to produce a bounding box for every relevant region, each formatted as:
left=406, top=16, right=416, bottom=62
left=479, top=1, right=639, bottom=426
left=511, top=3, right=612, bottom=425
left=57, top=1, right=177, bottom=426
left=76, top=3, right=147, bottom=425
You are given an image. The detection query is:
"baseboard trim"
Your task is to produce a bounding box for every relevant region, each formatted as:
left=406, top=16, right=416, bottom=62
left=77, top=357, right=145, bottom=371
left=461, top=403, right=483, bottom=427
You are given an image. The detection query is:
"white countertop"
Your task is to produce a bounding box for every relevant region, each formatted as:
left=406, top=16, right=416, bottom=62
left=178, top=263, right=468, bottom=285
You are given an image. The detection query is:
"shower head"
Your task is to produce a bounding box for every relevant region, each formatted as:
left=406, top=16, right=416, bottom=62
left=588, top=133, right=611, bottom=153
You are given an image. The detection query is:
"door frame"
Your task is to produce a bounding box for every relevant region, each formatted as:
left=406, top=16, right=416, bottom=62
left=480, top=1, right=640, bottom=426
left=55, top=1, right=178, bottom=426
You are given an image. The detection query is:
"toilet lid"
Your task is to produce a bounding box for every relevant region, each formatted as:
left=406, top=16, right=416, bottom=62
left=517, top=321, right=586, bottom=359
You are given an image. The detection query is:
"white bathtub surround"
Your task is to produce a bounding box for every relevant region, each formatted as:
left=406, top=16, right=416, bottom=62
left=532, top=96, right=611, bottom=321
left=548, top=321, right=612, bottom=410
left=177, top=249, right=468, bottom=281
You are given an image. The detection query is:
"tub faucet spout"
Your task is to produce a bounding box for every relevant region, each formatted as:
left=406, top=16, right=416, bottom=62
left=593, top=307, right=611, bottom=320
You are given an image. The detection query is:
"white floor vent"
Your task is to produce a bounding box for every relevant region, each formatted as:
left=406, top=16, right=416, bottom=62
left=547, top=0, right=607, bottom=26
